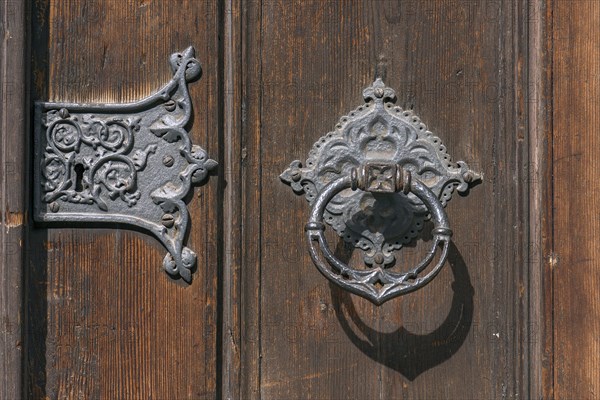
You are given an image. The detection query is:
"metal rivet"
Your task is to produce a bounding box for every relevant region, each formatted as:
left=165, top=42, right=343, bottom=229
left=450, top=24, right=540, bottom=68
left=463, top=171, right=474, bottom=183
left=49, top=202, right=60, bottom=213
left=58, top=108, right=70, bottom=119
left=291, top=170, right=301, bottom=182
left=163, top=155, right=174, bottom=167
left=161, top=214, right=175, bottom=228
left=164, top=100, right=176, bottom=112
left=374, top=253, right=384, bottom=264
left=374, top=88, right=384, bottom=98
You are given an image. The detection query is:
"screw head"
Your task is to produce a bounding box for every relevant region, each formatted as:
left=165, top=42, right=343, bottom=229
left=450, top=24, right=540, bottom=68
left=374, top=88, right=385, bottom=98
left=374, top=253, right=384, bottom=265
left=163, top=155, right=174, bottom=167
left=58, top=108, right=70, bottom=119
left=291, top=170, right=302, bottom=182
left=164, top=100, right=177, bottom=112
left=463, top=171, right=474, bottom=183
left=161, top=214, right=175, bottom=228
left=49, top=202, right=60, bottom=213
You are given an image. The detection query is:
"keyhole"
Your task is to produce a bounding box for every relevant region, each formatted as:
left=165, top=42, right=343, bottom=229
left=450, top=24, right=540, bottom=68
left=74, top=163, right=85, bottom=192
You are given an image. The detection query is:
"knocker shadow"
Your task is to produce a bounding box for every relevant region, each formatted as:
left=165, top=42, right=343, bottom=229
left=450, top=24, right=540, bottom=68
left=329, top=240, right=474, bottom=380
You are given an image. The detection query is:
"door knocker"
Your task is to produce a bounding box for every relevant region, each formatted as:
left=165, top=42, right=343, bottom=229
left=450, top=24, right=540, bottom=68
left=281, top=78, right=480, bottom=304
left=33, top=47, right=217, bottom=283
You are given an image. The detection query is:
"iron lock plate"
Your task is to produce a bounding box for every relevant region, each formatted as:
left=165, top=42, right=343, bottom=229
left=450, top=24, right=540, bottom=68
left=33, top=47, right=216, bottom=283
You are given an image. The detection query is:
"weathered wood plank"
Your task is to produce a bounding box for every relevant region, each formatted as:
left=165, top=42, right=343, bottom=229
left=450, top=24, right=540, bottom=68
left=242, top=0, right=532, bottom=398
left=26, top=1, right=220, bottom=398
left=528, top=0, right=554, bottom=398
left=0, top=0, right=27, bottom=398
left=238, top=0, right=264, bottom=398
left=221, top=0, right=244, bottom=398
left=552, top=0, right=600, bottom=397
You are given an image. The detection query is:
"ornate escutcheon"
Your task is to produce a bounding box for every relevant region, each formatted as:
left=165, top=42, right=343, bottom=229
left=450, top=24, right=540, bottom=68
left=281, top=78, right=481, bottom=304
left=33, top=47, right=217, bottom=283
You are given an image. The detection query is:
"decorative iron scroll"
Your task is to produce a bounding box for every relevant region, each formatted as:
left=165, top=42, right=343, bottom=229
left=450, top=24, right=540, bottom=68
left=281, top=78, right=480, bottom=304
left=33, top=47, right=217, bottom=282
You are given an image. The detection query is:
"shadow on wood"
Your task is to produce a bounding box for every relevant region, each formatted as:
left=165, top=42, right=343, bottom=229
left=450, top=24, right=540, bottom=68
left=330, top=240, right=473, bottom=380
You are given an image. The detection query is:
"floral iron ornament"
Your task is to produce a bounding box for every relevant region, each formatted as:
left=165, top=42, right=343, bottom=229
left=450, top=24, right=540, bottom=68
left=33, top=47, right=217, bottom=282
left=281, top=79, right=481, bottom=304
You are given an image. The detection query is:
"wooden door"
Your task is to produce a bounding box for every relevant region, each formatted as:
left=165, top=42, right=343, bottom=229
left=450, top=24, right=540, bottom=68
left=1, top=0, right=599, bottom=399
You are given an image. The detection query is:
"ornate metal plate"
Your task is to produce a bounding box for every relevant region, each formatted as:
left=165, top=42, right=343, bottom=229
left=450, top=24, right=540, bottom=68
left=33, top=47, right=217, bottom=283
left=281, top=78, right=480, bottom=303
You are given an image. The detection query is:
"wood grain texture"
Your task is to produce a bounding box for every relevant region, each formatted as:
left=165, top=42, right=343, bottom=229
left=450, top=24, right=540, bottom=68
left=240, top=0, right=532, bottom=398
left=26, top=1, right=220, bottom=398
left=18, top=0, right=586, bottom=398
left=552, top=0, right=600, bottom=398
left=0, top=0, right=27, bottom=398
left=221, top=0, right=244, bottom=398
left=239, top=0, right=263, bottom=398
left=528, top=1, right=554, bottom=398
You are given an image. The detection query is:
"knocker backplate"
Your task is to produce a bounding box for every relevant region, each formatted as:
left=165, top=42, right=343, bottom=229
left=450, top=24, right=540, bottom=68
left=33, top=47, right=217, bottom=283
left=281, top=78, right=480, bottom=302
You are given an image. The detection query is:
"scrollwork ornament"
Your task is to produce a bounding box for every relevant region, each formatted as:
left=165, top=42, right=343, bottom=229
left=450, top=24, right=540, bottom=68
left=281, top=78, right=481, bottom=303
left=34, top=47, right=217, bottom=283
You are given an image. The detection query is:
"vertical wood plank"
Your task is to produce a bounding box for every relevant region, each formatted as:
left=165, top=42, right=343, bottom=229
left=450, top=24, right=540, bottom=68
left=528, top=0, right=554, bottom=398
left=256, top=3, right=382, bottom=397
left=552, top=0, right=600, bottom=397
left=26, top=1, right=220, bottom=398
left=242, top=0, right=532, bottom=398
left=0, top=0, right=27, bottom=398
left=221, top=0, right=244, bottom=398
left=239, top=0, right=264, bottom=398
